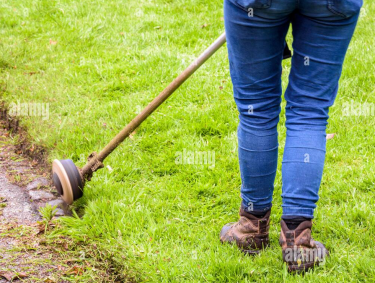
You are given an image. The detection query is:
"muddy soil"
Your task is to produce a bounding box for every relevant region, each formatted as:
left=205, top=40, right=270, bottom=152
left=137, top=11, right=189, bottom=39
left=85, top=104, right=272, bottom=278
left=0, top=122, right=70, bottom=282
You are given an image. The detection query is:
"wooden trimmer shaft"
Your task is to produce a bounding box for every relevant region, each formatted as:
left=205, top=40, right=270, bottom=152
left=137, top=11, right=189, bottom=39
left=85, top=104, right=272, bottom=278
left=81, top=32, right=227, bottom=176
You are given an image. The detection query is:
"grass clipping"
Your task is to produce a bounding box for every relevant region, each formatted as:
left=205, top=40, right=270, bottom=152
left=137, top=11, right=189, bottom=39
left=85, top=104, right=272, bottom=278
left=0, top=218, right=136, bottom=282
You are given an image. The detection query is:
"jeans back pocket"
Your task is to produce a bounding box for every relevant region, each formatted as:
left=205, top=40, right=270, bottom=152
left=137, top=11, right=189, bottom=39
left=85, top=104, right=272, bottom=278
left=232, top=0, right=272, bottom=11
left=328, top=0, right=363, bottom=18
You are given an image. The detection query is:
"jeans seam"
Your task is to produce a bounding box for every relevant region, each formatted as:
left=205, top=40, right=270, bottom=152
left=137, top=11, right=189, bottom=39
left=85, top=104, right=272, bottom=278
left=281, top=161, right=324, bottom=164
left=284, top=146, right=326, bottom=152
left=238, top=146, right=279, bottom=152
left=241, top=170, right=277, bottom=178
left=229, top=0, right=272, bottom=13
left=327, top=0, right=348, bottom=18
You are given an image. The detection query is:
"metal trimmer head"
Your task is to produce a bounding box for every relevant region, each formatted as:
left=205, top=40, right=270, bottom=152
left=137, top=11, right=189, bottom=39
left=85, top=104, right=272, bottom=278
left=52, top=159, right=84, bottom=205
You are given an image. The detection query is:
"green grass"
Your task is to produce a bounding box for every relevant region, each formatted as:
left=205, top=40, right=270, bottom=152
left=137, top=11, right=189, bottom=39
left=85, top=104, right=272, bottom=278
left=1, top=0, right=375, bottom=281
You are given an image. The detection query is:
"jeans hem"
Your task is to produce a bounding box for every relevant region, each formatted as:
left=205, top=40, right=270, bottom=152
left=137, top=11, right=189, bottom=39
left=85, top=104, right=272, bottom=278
left=241, top=199, right=272, bottom=212
left=282, top=208, right=314, bottom=219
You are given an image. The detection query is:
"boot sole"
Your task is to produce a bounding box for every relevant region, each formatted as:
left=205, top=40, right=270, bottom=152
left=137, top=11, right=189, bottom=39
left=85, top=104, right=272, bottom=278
left=242, top=249, right=261, bottom=255
left=287, top=262, right=316, bottom=273
left=241, top=243, right=270, bottom=256
left=286, top=246, right=329, bottom=273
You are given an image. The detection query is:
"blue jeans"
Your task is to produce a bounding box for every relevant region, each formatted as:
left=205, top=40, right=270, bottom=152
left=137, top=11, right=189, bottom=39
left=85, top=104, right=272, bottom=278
left=224, top=0, right=362, bottom=218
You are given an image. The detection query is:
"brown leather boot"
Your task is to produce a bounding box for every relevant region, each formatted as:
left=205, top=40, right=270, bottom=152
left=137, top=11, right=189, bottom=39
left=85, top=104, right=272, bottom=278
left=279, top=219, right=329, bottom=273
left=220, top=208, right=270, bottom=255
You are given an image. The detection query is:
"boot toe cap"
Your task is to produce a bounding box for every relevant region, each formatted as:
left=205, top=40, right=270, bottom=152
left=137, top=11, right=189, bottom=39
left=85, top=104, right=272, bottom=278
left=314, top=241, right=329, bottom=258
left=220, top=223, right=235, bottom=242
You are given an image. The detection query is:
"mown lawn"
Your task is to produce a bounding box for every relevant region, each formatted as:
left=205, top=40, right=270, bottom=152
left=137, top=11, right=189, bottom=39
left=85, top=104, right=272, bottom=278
left=1, top=0, right=374, bottom=282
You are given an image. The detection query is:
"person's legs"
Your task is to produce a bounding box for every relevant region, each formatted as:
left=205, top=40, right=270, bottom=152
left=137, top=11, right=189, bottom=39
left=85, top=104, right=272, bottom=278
left=281, top=0, right=362, bottom=220
left=280, top=0, right=362, bottom=272
left=224, top=0, right=295, bottom=214
left=220, top=0, right=295, bottom=254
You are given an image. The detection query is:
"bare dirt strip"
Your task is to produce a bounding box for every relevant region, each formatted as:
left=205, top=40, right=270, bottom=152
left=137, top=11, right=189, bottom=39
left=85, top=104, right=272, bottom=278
left=0, top=121, right=72, bottom=282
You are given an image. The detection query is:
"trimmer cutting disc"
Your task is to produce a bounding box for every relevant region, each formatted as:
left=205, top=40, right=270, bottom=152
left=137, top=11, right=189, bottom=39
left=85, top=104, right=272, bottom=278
left=52, top=159, right=83, bottom=205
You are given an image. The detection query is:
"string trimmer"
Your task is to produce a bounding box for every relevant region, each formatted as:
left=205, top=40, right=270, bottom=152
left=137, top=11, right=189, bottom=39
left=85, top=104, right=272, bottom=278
left=52, top=32, right=291, bottom=204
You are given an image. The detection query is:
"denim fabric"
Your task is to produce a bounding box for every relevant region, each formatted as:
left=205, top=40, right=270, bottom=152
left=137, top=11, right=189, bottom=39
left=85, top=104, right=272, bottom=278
left=224, top=0, right=362, bottom=218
